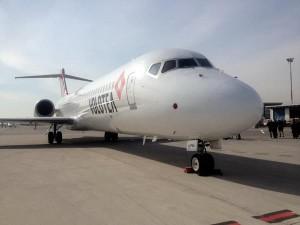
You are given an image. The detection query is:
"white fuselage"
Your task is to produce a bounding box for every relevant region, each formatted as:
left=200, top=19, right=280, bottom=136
left=55, top=49, right=263, bottom=140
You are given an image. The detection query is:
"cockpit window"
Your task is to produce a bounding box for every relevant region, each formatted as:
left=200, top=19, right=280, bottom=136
left=196, top=58, right=213, bottom=68
left=148, top=62, right=161, bottom=75
left=161, top=60, right=176, bottom=73
left=178, top=58, right=197, bottom=68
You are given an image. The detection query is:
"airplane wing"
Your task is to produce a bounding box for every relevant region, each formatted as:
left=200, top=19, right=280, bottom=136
left=0, top=117, right=75, bottom=124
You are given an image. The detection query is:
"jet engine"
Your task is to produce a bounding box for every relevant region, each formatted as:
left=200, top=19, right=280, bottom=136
left=34, top=99, right=55, bottom=117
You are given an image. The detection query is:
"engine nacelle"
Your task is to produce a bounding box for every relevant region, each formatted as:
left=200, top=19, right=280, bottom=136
left=34, top=99, right=55, bottom=117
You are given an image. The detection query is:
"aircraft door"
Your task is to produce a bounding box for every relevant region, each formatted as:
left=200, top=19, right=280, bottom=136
left=126, top=72, right=137, bottom=110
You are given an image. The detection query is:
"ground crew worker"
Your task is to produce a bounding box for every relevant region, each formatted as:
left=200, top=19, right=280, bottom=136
left=267, top=120, right=273, bottom=138
left=278, top=120, right=285, bottom=138
left=272, top=120, right=278, bottom=139
left=291, top=119, right=299, bottom=138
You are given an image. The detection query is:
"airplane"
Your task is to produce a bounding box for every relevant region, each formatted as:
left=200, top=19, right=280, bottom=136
left=0, top=48, right=263, bottom=176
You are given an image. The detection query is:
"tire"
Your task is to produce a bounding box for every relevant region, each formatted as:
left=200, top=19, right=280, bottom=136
left=112, top=133, right=118, bottom=142
left=48, top=132, right=54, bottom=144
left=191, top=154, right=201, bottom=173
left=104, top=132, right=111, bottom=142
left=191, top=153, right=215, bottom=176
left=55, top=131, right=63, bottom=144
left=199, top=153, right=215, bottom=176
left=104, top=132, right=118, bottom=142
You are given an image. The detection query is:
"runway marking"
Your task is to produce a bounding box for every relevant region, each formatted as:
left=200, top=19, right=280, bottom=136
left=211, top=221, right=241, bottom=225
left=253, top=209, right=299, bottom=223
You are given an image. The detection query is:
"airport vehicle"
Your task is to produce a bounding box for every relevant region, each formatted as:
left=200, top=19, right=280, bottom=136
left=0, top=122, right=15, bottom=128
left=0, top=49, right=263, bottom=175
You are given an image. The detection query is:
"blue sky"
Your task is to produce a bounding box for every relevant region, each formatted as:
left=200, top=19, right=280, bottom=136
left=1, top=0, right=300, bottom=116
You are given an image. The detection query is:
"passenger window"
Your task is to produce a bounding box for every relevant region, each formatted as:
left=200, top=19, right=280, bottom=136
left=178, top=58, right=197, bottom=68
left=148, top=63, right=161, bottom=75
left=196, top=58, right=213, bottom=68
left=162, top=60, right=176, bottom=73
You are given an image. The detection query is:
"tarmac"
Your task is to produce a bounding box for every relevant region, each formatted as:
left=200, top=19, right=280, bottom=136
left=0, top=126, right=299, bottom=225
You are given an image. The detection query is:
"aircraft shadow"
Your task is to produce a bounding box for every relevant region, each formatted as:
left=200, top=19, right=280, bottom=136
left=0, top=137, right=139, bottom=150
left=106, top=139, right=300, bottom=197
left=1, top=137, right=299, bottom=196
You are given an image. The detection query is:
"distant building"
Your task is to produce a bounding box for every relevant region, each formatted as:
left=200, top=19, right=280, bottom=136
left=267, top=104, right=300, bottom=121
left=263, top=102, right=283, bottom=119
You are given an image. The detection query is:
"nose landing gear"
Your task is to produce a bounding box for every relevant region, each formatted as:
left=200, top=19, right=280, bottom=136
left=187, top=140, right=219, bottom=176
left=48, top=123, right=63, bottom=144
left=191, top=153, right=215, bottom=176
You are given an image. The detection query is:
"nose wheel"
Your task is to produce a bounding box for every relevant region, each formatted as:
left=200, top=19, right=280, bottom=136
left=48, top=124, right=63, bottom=144
left=191, top=153, right=215, bottom=176
left=187, top=139, right=218, bottom=176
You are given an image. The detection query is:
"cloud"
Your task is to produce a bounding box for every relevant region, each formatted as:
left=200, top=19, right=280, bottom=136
left=0, top=50, right=35, bottom=73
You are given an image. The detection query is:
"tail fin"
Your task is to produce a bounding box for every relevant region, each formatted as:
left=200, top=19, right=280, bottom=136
left=15, top=68, right=92, bottom=96
left=60, top=68, right=68, bottom=96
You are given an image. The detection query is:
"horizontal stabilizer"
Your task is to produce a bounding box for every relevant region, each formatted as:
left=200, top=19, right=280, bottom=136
left=15, top=68, right=92, bottom=96
left=15, top=74, right=92, bottom=82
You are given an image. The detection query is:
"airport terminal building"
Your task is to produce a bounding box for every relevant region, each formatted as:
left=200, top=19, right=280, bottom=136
left=267, top=104, right=300, bottom=121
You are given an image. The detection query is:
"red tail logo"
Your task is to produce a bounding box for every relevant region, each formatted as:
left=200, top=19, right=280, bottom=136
left=60, top=68, right=69, bottom=96
left=115, top=71, right=126, bottom=100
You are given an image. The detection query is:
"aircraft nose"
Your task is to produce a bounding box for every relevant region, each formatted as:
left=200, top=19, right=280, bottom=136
left=175, top=74, right=263, bottom=138
left=216, top=78, right=263, bottom=134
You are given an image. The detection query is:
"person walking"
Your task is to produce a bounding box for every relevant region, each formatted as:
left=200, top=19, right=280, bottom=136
left=297, top=121, right=300, bottom=139
left=267, top=120, right=273, bottom=138
left=278, top=120, right=285, bottom=138
left=272, top=120, right=278, bottom=139
left=292, top=119, right=300, bottom=139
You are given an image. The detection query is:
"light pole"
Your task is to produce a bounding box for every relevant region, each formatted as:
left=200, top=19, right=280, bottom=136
left=286, top=57, right=294, bottom=105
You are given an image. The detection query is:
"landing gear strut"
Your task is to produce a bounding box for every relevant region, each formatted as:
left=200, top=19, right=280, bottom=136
left=104, top=132, right=118, bottom=142
left=48, top=123, right=63, bottom=144
left=187, top=140, right=215, bottom=176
